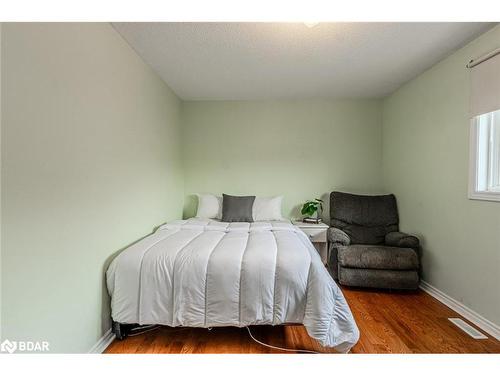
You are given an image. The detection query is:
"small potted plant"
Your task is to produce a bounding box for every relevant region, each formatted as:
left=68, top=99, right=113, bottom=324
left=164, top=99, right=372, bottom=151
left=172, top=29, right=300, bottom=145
left=301, top=198, right=324, bottom=224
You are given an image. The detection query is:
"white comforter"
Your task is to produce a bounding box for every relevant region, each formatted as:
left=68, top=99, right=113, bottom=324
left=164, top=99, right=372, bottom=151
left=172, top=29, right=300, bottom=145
left=106, top=219, right=359, bottom=352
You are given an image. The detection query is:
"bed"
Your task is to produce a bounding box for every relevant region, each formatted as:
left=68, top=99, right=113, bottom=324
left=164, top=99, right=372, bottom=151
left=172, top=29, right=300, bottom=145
left=106, top=218, right=359, bottom=352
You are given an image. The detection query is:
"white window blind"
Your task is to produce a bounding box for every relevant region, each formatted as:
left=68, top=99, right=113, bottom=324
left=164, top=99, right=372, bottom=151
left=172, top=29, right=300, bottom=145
left=469, top=49, right=500, bottom=202
left=470, top=50, right=500, bottom=118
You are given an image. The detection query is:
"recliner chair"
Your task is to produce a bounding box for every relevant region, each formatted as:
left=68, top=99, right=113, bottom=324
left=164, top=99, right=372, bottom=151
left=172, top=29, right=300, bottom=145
left=328, top=191, right=421, bottom=290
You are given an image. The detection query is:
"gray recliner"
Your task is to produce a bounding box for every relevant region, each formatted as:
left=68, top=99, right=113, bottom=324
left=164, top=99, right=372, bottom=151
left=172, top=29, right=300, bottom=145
left=328, top=191, right=420, bottom=290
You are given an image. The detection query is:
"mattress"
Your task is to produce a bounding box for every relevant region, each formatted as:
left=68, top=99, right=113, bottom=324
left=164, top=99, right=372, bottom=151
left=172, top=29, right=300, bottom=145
left=106, top=218, right=359, bottom=352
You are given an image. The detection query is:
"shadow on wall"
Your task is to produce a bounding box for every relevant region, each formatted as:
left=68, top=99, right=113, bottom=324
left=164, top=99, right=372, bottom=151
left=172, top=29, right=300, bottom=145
left=183, top=194, right=198, bottom=219
left=321, top=192, right=330, bottom=222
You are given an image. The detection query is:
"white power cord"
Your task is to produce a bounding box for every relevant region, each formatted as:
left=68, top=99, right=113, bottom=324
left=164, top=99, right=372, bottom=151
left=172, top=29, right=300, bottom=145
left=126, top=324, right=321, bottom=353
left=245, top=326, right=320, bottom=354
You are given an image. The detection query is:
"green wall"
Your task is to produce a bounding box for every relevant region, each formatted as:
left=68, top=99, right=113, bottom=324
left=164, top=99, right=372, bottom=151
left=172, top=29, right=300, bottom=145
left=382, top=25, right=500, bottom=327
left=1, top=23, right=184, bottom=352
left=182, top=100, right=384, bottom=219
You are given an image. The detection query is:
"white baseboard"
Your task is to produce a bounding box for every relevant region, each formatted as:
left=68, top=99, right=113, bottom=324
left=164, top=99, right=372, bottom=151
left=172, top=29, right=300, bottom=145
left=88, top=328, right=114, bottom=354
left=420, top=280, right=500, bottom=341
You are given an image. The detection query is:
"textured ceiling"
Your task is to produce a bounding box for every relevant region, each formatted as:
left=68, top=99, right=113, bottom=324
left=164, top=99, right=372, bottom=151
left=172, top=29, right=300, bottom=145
left=112, top=22, right=495, bottom=100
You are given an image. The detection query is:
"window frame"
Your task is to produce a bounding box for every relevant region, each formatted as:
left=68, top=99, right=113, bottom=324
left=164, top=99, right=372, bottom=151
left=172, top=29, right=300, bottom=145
left=468, top=111, right=500, bottom=202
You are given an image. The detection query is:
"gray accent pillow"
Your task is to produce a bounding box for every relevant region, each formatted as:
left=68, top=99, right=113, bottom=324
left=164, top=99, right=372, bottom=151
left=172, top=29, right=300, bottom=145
left=221, top=194, right=256, bottom=222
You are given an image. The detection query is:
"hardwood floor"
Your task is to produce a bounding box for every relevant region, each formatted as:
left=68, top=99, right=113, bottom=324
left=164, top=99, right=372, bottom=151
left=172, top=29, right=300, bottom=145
left=105, top=287, right=500, bottom=354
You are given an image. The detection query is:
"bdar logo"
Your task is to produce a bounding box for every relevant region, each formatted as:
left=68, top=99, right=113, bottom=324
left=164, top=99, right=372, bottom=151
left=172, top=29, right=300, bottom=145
left=1, top=339, right=17, bottom=354
left=0, top=339, right=49, bottom=353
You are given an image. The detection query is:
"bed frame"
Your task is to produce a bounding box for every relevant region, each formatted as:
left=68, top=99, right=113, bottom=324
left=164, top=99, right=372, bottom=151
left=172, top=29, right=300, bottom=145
left=112, top=321, right=137, bottom=340
left=111, top=321, right=302, bottom=340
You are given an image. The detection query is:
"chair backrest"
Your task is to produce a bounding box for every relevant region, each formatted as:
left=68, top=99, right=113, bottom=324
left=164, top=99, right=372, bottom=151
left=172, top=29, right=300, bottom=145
left=330, top=191, right=399, bottom=245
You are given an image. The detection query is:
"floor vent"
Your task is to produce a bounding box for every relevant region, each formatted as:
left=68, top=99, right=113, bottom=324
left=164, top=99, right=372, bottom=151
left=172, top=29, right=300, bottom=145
left=448, top=318, right=488, bottom=339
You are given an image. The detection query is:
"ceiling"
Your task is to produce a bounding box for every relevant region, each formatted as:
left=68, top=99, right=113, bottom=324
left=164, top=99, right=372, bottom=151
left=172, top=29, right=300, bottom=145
left=112, top=22, right=495, bottom=100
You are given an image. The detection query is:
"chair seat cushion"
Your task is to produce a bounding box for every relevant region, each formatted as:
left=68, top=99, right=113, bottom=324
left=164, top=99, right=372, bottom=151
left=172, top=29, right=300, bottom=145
left=337, top=245, right=418, bottom=270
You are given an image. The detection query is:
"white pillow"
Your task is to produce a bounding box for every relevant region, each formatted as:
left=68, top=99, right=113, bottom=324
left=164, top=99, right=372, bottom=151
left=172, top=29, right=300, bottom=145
left=252, top=196, right=284, bottom=221
left=195, top=194, right=222, bottom=219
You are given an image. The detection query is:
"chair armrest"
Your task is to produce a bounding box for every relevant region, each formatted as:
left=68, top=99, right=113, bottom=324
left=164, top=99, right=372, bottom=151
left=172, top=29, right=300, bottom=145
left=327, top=227, right=350, bottom=246
left=385, top=231, right=419, bottom=248
left=327, top=228, right=350, bottom=280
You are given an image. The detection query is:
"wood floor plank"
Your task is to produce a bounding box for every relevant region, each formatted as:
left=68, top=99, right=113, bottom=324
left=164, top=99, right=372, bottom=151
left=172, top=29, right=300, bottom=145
left=105, top=287, right=500, bottom=354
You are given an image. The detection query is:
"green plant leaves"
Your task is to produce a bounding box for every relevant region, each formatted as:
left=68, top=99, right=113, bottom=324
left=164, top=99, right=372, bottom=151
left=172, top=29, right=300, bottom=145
left=301, top=198, right=323, bottom=216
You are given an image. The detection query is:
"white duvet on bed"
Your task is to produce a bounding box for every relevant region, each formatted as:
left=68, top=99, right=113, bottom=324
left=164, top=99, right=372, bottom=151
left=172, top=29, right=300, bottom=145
left=106, top=218, right=359, bottom=352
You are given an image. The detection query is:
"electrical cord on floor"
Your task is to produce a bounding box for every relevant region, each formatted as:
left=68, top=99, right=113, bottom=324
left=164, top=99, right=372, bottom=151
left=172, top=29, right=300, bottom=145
left=126, top=324, right=321, bottom=353
left=245, top=326, right=320, bottom=354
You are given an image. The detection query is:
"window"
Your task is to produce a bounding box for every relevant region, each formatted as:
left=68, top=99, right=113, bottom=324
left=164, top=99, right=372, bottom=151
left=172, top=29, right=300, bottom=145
left=469, top=109, right=500, bottom=201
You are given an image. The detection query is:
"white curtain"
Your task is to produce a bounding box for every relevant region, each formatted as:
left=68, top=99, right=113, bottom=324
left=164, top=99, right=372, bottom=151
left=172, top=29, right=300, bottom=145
left=470, top=51, right=500, bottom=118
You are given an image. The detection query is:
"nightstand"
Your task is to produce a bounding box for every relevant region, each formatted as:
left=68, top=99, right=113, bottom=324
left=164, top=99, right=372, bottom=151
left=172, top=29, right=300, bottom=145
left=292, top=220, right=329, bottom=264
